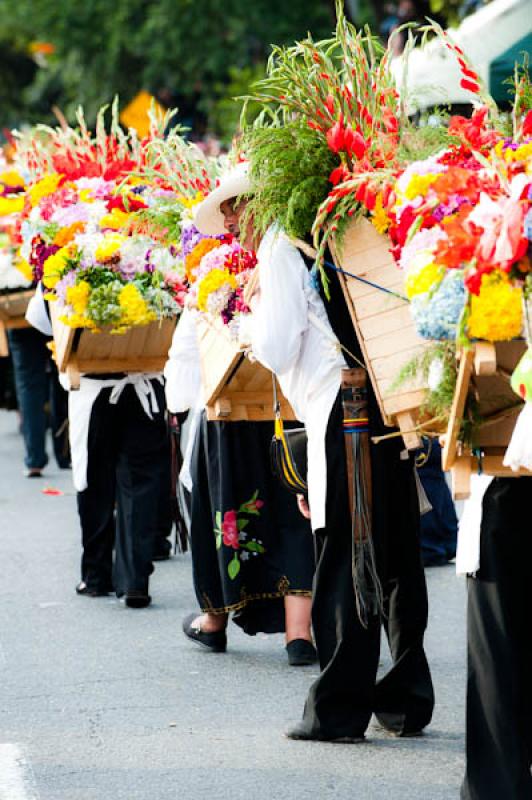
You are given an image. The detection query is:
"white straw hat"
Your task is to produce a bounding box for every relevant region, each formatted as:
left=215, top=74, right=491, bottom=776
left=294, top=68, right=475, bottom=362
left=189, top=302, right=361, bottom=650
left=193, top=161, right=251, bottom=236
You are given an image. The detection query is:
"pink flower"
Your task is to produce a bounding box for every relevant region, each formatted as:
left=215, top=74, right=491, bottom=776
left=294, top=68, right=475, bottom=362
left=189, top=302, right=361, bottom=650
left=222, top=510, right=240, bottom=549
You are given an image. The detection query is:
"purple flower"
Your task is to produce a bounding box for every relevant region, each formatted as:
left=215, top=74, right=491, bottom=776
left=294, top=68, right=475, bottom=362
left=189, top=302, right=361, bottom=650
left=30, top=237, right=59, bottom=282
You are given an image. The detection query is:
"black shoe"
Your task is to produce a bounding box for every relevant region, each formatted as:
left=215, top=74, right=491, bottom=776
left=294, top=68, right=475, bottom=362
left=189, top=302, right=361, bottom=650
left=182, top=612, right=227, bottom=653
left=285, top=723, right=365, bottom=744
left=76, top=581, right=112, bottom=597
left=286, top=639, right=318, bottom=666
left=124, top=590, right=151, bottom=608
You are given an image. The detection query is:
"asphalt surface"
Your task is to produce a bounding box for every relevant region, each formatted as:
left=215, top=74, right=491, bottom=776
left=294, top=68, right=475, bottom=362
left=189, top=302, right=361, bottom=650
left=0, top=409, right=466, bottom=800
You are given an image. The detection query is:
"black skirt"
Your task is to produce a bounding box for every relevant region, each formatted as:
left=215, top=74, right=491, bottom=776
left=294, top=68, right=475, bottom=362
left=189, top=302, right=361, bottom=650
left=188, top=414, right=314, bottom=635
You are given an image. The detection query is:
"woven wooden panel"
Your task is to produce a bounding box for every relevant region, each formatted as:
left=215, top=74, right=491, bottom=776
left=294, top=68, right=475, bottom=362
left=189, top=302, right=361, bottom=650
left=50, top=302, right=176, bottom=379
left=197, top=315, right=296, bottom=422
left=0, top=289, right=34, bottom=329
left=331, top=217, right=429, bottom=449
left=442, top=341, right=531, bottom=499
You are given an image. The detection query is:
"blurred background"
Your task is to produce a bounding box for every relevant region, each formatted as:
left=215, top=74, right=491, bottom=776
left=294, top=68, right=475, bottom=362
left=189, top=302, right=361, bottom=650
left=0, top=0, right=529, bottom=149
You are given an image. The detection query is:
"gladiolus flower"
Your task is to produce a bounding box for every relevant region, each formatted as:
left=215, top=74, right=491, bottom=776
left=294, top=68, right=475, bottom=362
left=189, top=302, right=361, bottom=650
left=522, top=110, right=532, bottom=137
left=460, top=78, right=481, bottom=94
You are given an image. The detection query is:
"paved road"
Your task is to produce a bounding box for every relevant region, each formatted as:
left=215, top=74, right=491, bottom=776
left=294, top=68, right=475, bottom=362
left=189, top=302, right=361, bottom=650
left=0, top=409, right=466, bottom=800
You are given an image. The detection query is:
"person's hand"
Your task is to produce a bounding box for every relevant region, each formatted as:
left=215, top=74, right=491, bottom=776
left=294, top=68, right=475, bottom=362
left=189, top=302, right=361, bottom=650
left=297, top=494, right=311, bottom=520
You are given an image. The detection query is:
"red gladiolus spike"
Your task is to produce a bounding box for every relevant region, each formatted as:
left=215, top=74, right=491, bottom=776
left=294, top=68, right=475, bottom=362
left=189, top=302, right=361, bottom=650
left=462, top=66, right=480, bottom=81
left=325, top=95, right=335, bottom=115
left=460, top=78, right=481, bottom=94
left=307, top=120, right=323, bottom=132
left=312, top=52, right=321, bottom=63
left=319, top=73, right=330, bottom=81
left=522, top=110, right=532, bottom=136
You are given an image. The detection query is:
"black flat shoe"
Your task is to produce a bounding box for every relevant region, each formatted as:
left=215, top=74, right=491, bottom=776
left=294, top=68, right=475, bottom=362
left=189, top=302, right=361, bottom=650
left=75, top=581, right=112, bottom=597
left=182, top=612, right=227, bottom=653
left=286, top=639, right=318, bottom=666
left=285, top=723, right=365, bottom=744
left=124, top=591, right=151, bottom=608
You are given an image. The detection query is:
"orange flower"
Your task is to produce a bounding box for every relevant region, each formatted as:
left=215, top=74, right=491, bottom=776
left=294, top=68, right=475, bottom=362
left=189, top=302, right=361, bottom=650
left=53, top=221, right=85, bottom=247
left=185, top=238, right=221, bottom=282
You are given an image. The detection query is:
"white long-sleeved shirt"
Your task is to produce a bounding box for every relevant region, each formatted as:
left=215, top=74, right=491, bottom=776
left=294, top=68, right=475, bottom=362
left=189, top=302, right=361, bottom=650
left=164, top=308, right=204, bottom=490
left=248, top=226, right=346, bottom=531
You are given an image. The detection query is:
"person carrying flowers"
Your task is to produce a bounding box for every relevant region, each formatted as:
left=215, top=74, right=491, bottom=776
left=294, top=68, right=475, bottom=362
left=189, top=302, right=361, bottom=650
left=193, top=158, right=434, bottom=739
left=166, top=185, right=317, bottom=666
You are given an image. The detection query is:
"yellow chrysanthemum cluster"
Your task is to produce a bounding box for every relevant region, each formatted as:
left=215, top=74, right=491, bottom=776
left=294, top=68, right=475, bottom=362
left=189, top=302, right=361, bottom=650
left=468, top=272, right=523, bottom=341
left=99, top=208, right=130, bottom=231
left=403, top=173, right=442, bottom=201
left=0, top=196, right=25, bottom=216
left=371, top=193, right=391, bottom=235
left=117, top=283, right=156, bottom=329
left=0, top=170, right=25, bottom=188
left=66, top=280, right=90, bottom=315
left=42, top=245, right=76, bottom=289
left=16, top=257, right=33, bottom=282
left=197, top=268, right=237, bottom=312
left=405, top=252, right=444, bottom=299
left=29, top=173, right=62, bottom=207
left=95, top=233, right=125, bottom=263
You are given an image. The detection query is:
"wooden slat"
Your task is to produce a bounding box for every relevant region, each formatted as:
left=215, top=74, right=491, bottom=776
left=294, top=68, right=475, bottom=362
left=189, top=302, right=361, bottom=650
left=358, top=305, right=414, bottom=341
left=0, top=322, right=8, bottom=357
left=441, top=348, right=474, bottom=472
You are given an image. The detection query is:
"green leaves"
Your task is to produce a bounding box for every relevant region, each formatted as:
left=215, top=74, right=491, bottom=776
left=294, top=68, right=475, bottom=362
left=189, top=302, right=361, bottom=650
left=228, top=554, right=241, bottom=580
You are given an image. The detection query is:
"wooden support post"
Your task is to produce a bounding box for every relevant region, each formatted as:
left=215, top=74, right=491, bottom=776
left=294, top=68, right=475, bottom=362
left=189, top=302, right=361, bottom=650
left=395, top=410, right=422, bottom=451
left=473, top=342, right=497, bottom=376
left=451, top=456, right=472, bottom=500
left=214, top=397, right=232, bottom=418
left=442, top=348, right=474, bottom=472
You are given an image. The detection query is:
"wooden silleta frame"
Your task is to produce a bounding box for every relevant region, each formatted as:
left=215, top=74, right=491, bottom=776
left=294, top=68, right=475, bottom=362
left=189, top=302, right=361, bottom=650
left=441, top=341, right=532, bottom=499
left=196, top=314, right=296, bottom=423
left=50, top=303, right=177, bottom=388
left=330, top=217, right=430, bottom=450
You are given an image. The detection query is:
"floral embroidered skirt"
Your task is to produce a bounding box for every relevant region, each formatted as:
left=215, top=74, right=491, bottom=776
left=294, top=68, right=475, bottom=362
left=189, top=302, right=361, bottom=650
left=188, top=414, right=315, bottom=635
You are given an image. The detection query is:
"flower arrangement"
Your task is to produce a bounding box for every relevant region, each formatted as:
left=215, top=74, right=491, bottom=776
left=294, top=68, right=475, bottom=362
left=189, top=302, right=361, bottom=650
left=14, top=104, right=195, bottom=333
left=389, top=116, right=532, bottom=344
left=0, top=163, right=31, bottom=292
left=184, top=232, right=257, bottom=337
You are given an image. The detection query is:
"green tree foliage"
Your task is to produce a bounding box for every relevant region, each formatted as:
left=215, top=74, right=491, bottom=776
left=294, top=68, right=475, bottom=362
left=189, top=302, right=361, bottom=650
left=0, top=0, right=335, bottom=131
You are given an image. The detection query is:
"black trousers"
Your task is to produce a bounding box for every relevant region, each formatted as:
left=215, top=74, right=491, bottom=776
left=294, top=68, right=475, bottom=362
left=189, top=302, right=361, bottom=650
left=77, top=381, right=169, bottom=595
left=462, top=478, right=532, bottom=800
left=301, top=393, right=434, bottom=739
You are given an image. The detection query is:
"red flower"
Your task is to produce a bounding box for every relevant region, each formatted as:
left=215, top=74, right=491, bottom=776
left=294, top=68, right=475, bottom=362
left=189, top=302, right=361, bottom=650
left=222, top=510, right=240, bottom=550
left=329, top=165, right=349, bottom=186
left=326, top=116, right=346, bottom=153
left=460, top=78, right=481, bottom=94
left=522, top=110, right=532, bottom=137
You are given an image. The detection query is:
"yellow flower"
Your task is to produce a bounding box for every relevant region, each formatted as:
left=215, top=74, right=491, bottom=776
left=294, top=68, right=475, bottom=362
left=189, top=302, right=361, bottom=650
left=0, top=196, right=24, bottom=216
left=403, top=173, right=442, bottom=201
left=468, top=271, right=523, bottom=341
left=59, top=312, right=96, bottom=330
left=95, top=233, right=125, bottom=263
left=197, top=268, right=237, bottom=312
left=405, top=251, right=444, bottom=299
left=178, top=191, right=205, bottom=210
left=99, top=208, right=130, bottom=230
left=28, top=173, right=62, bottom=207
left=42, top=245, right=75, bottom=289
left=118, top=283, right=156, bottom=328
left=371, top=193, right=391, bottom=235
left=15, top=256, right=33, bottom=282
left=0, top=170, right=25, bottom=188
left=66, top=281, right=90, bottom=314
left=78, top=189, right=94, bottom=202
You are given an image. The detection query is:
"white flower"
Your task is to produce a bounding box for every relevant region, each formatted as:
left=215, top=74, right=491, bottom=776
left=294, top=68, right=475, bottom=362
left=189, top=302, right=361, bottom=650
left=428, top=358, right=445, bottom=392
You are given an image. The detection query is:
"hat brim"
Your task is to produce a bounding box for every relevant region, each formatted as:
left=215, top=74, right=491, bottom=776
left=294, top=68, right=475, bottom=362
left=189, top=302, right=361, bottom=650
left=193, top=166, right=251, bottom=237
